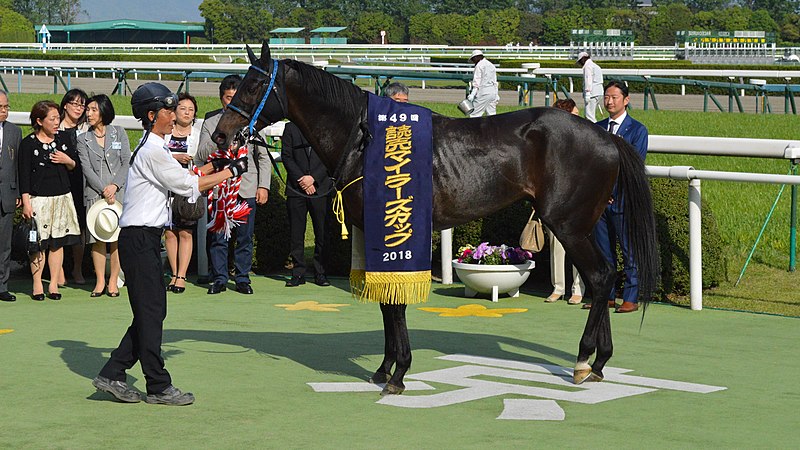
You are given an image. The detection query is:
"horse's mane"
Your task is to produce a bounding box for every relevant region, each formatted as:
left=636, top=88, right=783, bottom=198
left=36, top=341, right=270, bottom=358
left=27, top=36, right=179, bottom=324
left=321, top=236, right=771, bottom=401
left=283, top=59, right=365, bottom=118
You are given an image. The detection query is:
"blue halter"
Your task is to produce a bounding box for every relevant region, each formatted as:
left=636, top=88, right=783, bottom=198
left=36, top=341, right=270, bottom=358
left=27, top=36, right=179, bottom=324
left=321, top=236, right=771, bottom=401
left=226, top=59, right=279, bottom=136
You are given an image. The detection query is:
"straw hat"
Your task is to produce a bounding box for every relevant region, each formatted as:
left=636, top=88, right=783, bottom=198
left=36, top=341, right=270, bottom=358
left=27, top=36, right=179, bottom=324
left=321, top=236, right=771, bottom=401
left=86, top=199, right=123, bottom=242
left=470, top=49, right=484, bottom=60
left=576, top=51, right=590, bottom=62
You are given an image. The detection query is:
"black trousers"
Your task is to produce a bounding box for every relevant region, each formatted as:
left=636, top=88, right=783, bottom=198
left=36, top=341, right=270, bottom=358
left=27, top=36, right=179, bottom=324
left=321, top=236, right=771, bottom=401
left=287, top=194, right=328, bottom=278
left=99, top=226, right=171, bottom=394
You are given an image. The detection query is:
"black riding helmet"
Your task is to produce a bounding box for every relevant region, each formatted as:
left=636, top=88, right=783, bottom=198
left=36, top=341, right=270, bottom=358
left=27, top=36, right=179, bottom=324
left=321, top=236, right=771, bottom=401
left=129, top=82, right=178, bottom=162
left=131, top=82, right=178, bottom=122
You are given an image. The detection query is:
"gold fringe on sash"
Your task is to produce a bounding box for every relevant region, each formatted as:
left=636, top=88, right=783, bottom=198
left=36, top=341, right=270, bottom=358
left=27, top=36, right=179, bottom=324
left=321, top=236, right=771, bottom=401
left=349, top=270, right=431, bottom=305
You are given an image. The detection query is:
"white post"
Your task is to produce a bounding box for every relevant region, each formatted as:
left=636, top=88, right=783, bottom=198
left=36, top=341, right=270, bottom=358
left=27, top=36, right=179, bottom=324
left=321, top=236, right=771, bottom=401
left=441, top=228, right=453, bottom=284
left=688, top=178, right=702, bottom=310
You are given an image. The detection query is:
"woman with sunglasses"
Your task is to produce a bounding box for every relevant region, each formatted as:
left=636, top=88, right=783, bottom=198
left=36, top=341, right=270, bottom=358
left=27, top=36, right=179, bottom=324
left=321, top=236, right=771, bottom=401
left=58, top=89, right=89, bottom=286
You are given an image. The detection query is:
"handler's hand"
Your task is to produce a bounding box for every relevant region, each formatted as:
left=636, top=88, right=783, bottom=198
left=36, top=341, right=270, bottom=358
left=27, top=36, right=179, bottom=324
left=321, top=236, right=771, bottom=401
left=228, top=156, right=248, bottom=178
left=22, top=203, right=33, bottom=220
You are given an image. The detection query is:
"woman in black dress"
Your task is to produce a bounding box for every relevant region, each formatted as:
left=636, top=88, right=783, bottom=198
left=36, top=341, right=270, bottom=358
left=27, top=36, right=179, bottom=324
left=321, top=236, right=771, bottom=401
left=19, top=100, right=81, bottom=300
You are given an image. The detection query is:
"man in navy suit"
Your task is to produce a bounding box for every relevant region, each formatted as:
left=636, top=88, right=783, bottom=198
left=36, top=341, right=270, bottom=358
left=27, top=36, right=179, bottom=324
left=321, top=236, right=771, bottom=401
left=590, top=80, right=649, bottom=313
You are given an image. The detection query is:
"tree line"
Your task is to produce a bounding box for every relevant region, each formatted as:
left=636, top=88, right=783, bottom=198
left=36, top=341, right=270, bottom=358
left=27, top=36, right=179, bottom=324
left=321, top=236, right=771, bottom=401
left=1, top=0, right=800, bottom=46
left=198, top=0, right=800, bottom=46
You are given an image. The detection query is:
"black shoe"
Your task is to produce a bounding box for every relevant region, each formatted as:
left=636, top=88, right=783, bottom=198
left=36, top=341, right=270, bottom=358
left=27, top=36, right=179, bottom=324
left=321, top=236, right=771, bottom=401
left=235, top=282, right=253, bottom=294
left=31, top=293, right=45, bottom=301
left=207, top=282, right=227, bottom=294
left=145, top=385, right=194, bottom=406
left=92, top=376, right=141, bottom=403
left=285, top=276, right=305, bottom=287
left=314, top=274, right=331, bottom=287
left=171, top=276, right=187, bottom=294
left=0, top=291, right=16, bottom=302
left=47, top=292, right=62, bottom=301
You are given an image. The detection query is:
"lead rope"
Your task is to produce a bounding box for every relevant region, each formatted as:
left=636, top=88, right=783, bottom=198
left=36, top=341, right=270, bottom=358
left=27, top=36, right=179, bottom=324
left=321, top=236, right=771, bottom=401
left=331, top=176, right=363, bottom=240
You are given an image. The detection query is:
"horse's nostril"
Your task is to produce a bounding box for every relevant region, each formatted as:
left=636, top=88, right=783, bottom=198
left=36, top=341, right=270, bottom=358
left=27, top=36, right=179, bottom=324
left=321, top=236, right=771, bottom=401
left=212, top=132, right=226, bottom=145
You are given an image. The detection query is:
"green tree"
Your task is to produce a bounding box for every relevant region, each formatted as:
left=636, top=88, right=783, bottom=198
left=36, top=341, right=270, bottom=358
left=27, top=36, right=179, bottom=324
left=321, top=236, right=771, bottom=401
left=517, top=10, right=543, bottom=44
left=744, top=0, right=800, bottom=21
left=200, top=0, right=273, bottom=44
left=0, top=6, right=33, bottom=42
left=648, top=3, right=693, bottom=46
left=541, top=7, right=590, bottom=45
left=12, top=0, right=82, bottom=25
left=780, top=13, right=800, bottom=43
left=351, top=11, right=403, bottom=44
left=749, top=9, right=779, bottom=32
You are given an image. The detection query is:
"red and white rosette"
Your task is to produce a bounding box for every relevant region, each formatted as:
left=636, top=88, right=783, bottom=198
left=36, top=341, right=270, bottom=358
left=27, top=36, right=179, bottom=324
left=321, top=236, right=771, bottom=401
left=201, top=144, right=253, bottom=239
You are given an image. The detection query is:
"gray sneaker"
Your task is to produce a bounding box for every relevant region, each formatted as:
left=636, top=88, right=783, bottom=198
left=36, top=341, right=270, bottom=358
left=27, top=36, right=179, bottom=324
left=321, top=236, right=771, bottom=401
left=145, top=385, right=195, bottom=406
left=92, top=376, right=141, bottom=403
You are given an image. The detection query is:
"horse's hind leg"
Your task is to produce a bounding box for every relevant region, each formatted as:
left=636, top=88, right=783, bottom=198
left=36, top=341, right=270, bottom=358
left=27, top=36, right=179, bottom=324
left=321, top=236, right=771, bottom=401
left=382, top=304, right=411, bottom=396
left=369, top=303, right=397, bottom=385
left=557, top=233, right=615, bottom=384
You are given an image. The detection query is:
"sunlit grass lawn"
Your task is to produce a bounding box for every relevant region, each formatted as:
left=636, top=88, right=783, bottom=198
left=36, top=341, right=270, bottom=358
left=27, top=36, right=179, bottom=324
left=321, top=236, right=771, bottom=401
left=8, top=93, right=799, bottom=316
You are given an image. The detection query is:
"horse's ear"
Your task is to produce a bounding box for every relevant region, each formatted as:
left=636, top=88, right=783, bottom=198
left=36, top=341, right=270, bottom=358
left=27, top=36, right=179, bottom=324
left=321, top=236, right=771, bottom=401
left=246, top=44, right=258, bottom=66
left=260, top=40, right=271, bottom=64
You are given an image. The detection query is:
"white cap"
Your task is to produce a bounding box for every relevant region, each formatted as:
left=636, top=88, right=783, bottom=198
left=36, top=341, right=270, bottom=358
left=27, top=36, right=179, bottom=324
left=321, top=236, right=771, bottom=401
left=576, top=51, right=589, bottom=62
left=470, top=49, right=484, bottom=59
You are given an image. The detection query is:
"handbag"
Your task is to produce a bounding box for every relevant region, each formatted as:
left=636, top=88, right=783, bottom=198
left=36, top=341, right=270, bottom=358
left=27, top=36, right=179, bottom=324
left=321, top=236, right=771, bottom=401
left=11, top=218, right=41, bottom=262
left=172, top=194, right=207, bottom=221
left=519, top=208, right=546, bottom=253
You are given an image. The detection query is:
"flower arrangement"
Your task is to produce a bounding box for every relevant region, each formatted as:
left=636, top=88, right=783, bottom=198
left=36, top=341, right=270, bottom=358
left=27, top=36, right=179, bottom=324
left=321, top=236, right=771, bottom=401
left=456, top=242, right=533, bottom=265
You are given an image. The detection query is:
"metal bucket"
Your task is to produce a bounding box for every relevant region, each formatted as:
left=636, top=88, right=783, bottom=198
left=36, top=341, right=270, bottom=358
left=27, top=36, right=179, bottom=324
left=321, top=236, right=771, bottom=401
left=457, top=98, right=474, bottom=115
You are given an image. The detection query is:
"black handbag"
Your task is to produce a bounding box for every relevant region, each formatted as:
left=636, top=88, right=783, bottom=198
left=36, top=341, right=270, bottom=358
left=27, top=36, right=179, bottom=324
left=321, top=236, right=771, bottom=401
left=172, top=195, right=206, bottom=221
left=11, top=218, right=41, bottom=262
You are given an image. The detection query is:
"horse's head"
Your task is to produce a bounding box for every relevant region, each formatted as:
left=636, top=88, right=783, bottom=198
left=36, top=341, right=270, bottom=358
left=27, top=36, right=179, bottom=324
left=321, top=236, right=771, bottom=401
left=211, top=41, right=286, bottom=149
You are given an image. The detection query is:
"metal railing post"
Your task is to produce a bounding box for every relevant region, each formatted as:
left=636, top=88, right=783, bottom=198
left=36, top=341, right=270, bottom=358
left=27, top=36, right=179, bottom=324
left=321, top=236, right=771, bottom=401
left=688, top=178, right=702, bottom=310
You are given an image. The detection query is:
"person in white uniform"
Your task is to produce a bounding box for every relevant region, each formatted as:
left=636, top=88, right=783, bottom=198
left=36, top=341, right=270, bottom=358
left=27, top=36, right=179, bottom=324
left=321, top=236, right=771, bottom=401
left=92, top=83, right=248, bottom=406
left=467, top=50, right=499, bottom=117
left=577, top=51, right=604, bottom=122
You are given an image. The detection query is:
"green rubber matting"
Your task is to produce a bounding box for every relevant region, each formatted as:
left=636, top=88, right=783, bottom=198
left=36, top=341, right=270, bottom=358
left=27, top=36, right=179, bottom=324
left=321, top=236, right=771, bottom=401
left=0, top=275, right=796, bottom=448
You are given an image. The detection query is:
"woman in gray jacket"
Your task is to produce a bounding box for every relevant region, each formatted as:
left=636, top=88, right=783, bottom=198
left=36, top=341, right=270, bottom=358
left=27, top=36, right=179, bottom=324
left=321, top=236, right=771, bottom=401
left=77, top=94, right=131, bottom=297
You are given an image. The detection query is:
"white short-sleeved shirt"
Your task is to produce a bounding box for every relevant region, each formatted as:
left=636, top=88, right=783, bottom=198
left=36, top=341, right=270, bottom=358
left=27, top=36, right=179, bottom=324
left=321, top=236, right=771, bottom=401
left=119, top=133, right=201, bottom=228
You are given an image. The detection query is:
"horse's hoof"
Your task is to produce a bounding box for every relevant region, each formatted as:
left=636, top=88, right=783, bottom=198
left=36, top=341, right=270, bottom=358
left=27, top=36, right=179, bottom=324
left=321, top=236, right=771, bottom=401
left=573, top=368, right=604, bottom=384
left=369, top=372, right=391, bottom=385
left=380, top=383, right=405, bottom=396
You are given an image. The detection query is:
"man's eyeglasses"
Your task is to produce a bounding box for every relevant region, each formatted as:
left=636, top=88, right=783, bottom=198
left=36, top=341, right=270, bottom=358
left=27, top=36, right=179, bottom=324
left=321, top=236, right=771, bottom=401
left=0, top=105, right=9, bottom=111
left=67, top=101, right=85, bottom=109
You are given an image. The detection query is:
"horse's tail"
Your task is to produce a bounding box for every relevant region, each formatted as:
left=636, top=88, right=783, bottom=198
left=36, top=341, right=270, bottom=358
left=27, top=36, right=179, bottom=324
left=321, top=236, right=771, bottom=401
left=614, top=136, right=660, bottom=308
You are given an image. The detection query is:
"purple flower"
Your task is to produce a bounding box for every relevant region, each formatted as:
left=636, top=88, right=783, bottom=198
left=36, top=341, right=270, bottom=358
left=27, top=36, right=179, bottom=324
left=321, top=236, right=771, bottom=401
left=472, top=242, right=491, bottom=261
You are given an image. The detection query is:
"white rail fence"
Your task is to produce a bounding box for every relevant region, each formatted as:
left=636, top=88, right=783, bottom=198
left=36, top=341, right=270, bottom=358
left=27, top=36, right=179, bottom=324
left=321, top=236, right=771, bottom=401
left=10, top=110, right=799, bottom=310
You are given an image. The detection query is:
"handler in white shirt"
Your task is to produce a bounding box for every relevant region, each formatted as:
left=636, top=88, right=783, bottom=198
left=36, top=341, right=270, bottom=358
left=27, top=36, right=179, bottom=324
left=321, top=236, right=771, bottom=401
left=93, top=83, right=247, bottom=407
left=577, top=51, right=604, bottom=122
left=468, top=49, right=499, bottom=117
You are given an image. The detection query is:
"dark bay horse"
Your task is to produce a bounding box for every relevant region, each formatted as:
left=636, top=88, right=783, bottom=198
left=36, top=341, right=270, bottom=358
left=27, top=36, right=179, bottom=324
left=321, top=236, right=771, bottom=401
left=211, top=42, right=659, bottom=395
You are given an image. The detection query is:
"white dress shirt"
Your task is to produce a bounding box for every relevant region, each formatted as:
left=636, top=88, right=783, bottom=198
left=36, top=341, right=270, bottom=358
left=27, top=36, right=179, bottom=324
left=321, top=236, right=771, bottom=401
left=120, top=133, right=201, bottom=228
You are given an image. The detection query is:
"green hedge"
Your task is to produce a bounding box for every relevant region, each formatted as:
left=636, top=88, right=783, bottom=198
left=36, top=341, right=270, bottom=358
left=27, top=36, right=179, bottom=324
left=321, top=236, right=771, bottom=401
left=299, top=179, right=724, bottom=299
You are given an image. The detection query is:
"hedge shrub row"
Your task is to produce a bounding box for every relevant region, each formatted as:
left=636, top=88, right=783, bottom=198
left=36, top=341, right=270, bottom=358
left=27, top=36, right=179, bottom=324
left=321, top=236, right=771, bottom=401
left=254, top=176, right=727, bottom=298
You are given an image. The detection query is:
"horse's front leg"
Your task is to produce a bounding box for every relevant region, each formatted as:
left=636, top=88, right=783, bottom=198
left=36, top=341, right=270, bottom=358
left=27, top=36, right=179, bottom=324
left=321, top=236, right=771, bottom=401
left=369, top=302, right=397, bottom=385
left=382, top=304, right=411, bottom=396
